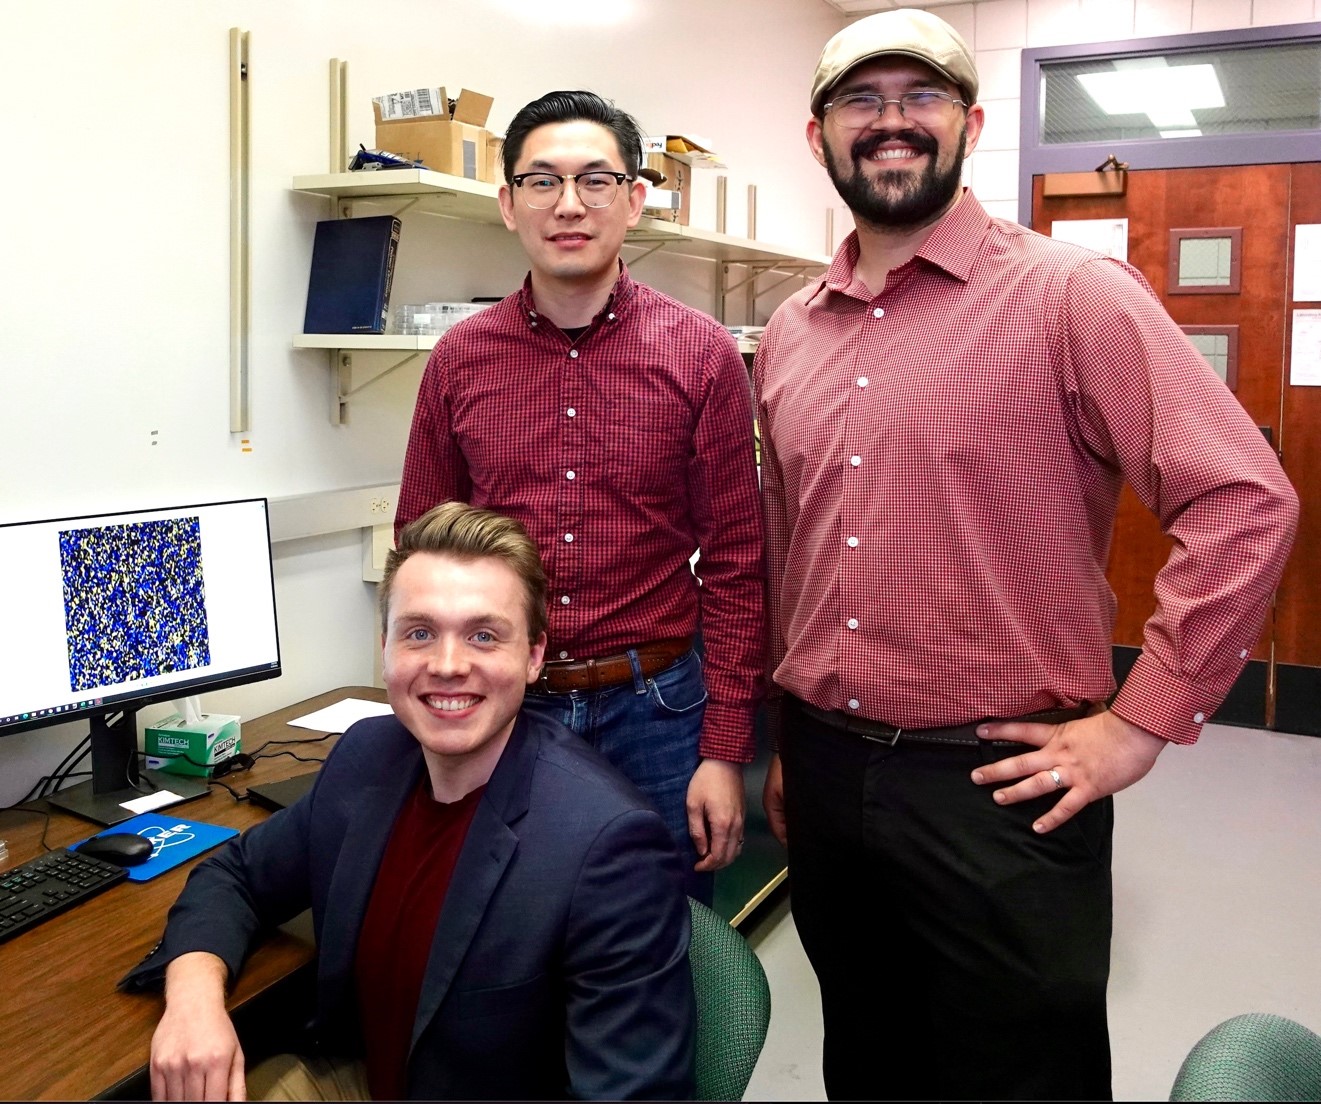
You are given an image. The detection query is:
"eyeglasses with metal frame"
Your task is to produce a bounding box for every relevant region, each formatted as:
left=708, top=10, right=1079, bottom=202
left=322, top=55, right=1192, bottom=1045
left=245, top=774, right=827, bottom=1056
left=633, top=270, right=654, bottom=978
left=823, top=90, right=968, bottom=128
left=509, top=171, right=635, bottom=209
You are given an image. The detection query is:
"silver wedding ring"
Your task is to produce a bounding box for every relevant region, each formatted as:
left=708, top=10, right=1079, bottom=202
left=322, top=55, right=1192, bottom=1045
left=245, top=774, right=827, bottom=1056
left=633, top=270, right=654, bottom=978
left=1048, top=768, right=1064, bottom=789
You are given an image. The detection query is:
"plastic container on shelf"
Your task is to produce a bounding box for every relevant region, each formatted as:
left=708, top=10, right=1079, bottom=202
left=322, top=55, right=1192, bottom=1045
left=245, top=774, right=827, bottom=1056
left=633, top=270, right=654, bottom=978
left=389, top=301, right=491, bottom=336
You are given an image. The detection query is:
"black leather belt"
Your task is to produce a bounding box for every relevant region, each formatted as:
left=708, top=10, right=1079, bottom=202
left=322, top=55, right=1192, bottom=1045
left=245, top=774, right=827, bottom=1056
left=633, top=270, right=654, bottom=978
left=531, top=638, right=693, bottom=694
left=793, top=697, right=1090, bottom=748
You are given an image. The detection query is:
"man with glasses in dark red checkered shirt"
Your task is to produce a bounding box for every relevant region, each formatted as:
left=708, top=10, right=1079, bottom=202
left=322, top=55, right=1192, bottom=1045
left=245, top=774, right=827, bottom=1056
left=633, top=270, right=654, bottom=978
left=396, top=90, right=764, bottom=905
left=754, top=9, right=1298, bottom=1101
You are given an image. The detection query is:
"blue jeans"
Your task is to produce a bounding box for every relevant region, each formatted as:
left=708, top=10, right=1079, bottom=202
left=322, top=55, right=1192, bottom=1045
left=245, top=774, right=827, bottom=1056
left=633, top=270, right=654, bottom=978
left=522, top=649, right=713, bottom=904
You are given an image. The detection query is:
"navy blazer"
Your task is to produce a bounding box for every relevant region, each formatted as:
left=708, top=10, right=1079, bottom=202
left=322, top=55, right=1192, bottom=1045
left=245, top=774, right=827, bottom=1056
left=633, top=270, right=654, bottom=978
left=125, top=710, right=696, bottom=1100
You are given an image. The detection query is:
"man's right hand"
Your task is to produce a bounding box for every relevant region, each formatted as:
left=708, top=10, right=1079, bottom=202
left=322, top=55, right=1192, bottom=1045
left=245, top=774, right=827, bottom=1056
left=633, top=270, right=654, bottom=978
left=763, top=753, right=787, bottom=847
left=150, top=952, right=246, bottom=1101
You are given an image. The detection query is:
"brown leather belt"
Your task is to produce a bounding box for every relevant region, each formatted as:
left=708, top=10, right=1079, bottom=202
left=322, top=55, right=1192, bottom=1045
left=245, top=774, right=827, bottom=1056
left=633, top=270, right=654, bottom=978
left=532, top=638, right=694, bottom=694
left=793, top=696, right=1090, bottom=747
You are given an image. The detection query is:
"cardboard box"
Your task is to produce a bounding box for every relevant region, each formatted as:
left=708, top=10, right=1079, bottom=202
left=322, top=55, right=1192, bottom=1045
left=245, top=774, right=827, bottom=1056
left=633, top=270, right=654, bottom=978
left=643, top=151, right=684, bottom=190
left=643, top=134, right=726, bottom=169
left=144, top=713, right=242, bottom=777
left=643, top=184, right=691, bottom=225
left=486, top=132, right=504, bottom=185
left=372, top=87, right=498, bottom=182
left=642, top=152, right=690, bottom=224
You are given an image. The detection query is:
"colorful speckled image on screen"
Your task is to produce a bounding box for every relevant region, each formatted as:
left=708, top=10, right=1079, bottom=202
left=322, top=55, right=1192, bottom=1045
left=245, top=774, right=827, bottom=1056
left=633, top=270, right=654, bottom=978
left=59, top=517, right=212, bottom=693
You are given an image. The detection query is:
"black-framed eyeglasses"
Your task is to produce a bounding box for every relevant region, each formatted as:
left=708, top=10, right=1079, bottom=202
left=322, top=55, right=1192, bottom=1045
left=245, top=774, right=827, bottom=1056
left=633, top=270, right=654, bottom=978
left=509, top=171, right=634, bottom=209
left=823, top=90, right=968, bottom=128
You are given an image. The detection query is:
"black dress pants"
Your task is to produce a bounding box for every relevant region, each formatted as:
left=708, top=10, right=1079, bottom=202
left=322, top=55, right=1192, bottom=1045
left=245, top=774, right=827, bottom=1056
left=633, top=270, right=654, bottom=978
left=781, top=695, right=1114, bottom=1101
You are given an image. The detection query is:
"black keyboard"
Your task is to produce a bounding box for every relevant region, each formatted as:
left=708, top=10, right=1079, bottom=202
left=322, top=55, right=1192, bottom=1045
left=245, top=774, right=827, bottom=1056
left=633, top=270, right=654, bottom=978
left=0, top=848, right=129, bottom=943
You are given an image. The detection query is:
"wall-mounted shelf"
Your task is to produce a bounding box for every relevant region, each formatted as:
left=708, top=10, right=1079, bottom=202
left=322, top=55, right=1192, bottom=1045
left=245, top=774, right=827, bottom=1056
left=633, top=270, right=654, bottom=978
left=294, top=333, right=438, bottom=351
left=293, top=169, right=830, bottom=269
left=293, top=169, right=823, bottom=422
left=295, top=331, right=759, bottom=355
left=294, top=169, right=504, bottom=224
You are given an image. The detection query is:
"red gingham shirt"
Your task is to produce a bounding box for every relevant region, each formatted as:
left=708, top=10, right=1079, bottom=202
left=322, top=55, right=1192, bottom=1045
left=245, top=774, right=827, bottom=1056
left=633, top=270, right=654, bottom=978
left=755, top=190, right=1298, bottom=746
left=397, top=267, right=765, bottom=762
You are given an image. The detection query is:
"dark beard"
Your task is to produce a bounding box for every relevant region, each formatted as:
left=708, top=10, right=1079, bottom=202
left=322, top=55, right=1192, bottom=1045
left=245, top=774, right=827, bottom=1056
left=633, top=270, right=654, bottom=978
left=825, top=127, right=966, bottom=229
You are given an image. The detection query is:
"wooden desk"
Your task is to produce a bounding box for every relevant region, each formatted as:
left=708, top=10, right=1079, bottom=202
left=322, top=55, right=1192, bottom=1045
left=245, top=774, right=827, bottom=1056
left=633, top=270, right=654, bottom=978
left=0, top=687, right=385, bottom=1101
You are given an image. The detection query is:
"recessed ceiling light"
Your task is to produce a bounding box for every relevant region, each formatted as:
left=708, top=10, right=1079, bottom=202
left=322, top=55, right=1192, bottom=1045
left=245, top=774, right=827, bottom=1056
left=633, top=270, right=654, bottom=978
left=1077, top=63, right=1225, bottom=132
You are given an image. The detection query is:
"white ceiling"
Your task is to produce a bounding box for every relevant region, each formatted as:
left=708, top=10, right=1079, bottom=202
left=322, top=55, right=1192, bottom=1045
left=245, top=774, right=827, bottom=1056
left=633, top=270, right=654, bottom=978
left=822, top=0, right=971, bottom=13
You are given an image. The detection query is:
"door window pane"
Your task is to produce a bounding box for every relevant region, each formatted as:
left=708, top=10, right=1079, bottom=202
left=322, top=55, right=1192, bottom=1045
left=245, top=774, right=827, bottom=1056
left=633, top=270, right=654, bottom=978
left=1040, top=42, right=1321, bottom=145
left=1178, top=237, right=1233, bottom=286
left=1180, top=325, right=1239, bottom=390
left=1169, top=228, right=1242, bottom=294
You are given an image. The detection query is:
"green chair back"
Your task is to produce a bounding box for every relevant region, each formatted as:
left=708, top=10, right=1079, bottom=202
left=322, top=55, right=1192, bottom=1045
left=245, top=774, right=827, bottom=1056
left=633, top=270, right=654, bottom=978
left=1171, top=1012, right=1321, bottom=1101
left=687, top=898, right=772, bottom=1101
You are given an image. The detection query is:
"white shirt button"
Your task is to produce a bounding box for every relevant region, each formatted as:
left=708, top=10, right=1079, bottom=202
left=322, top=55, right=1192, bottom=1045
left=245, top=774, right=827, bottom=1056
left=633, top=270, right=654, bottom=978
left=857, top=377, right=869, bottom=388
left=566, top=407, right=576, bottom=417
left=607, top=313, right=616, bottom=321
left=850, top=455, right=861, bottom=467
left=873, top=307, right=884, bottom=318
left=559, top=650, right=569, bottom=659
left=1240, top=649, right=1248, bottom=658
left=569, top=349, right=579, bottom=359
left=847, top=618, right=859, bottom=630
left=564, top=533, right=574, bottom=542
left=560, top=595, right=571, bottom=605
left=1193, top=712, right=1205, bottom=724
left=847, top=536, right=859, bottom=548
left=847, top=699, right=860, bottom=710
left=566, top=470, right=576, bottom=480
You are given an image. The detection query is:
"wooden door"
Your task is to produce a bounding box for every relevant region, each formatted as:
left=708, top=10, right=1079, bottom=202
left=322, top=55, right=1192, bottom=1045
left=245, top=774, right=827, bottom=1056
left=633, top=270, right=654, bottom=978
left=1032, top=164, right=1317, bottom=732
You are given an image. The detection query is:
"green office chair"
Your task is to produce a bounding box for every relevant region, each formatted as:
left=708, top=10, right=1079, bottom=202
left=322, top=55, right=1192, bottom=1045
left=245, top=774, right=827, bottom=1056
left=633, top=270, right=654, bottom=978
left=1170, top=1012, right=1321, bottom=1101
left=687, top=898, right=772, bottom=1101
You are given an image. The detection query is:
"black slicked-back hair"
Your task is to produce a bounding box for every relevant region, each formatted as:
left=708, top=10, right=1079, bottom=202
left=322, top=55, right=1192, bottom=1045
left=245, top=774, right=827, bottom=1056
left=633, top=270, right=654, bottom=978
left=500, top=90, right=644, bottom=183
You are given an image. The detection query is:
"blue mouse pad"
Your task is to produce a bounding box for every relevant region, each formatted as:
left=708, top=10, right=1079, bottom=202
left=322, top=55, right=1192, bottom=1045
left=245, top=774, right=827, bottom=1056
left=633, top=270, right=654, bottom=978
left=76, top=815, right=239, bottom=882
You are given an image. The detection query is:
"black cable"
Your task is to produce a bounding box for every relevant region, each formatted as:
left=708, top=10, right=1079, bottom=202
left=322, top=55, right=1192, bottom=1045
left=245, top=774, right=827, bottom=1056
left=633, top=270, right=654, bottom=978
left=31, top=736, right=92, bottom=801
left=207, top=777, right=244, bottom=802
left=258, top=731, right=338, bottom=749
left=44, top=747, right=92, bottom=799
left=250, top=748, right=330, bottom=765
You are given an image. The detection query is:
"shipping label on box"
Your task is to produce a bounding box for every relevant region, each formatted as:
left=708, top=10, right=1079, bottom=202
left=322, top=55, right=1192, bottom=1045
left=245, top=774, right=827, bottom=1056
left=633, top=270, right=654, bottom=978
left=375, top=87, right=448, bottom=120
left=373, top=86, right=493, bottom=125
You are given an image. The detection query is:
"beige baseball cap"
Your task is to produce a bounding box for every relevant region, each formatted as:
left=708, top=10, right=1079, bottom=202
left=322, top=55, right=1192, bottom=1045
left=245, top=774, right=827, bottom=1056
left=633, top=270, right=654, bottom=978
left=810, top=8, right=979, bottom=117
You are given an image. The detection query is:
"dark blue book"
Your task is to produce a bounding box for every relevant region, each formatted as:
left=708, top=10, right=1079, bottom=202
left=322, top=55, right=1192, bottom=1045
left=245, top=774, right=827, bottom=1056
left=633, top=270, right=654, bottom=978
left=303, top=214, right=401, bottom=334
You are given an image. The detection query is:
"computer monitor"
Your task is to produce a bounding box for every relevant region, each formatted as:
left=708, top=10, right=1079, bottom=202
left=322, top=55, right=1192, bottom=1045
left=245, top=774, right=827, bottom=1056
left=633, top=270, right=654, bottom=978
left=0, top=498, right=281, bottom=825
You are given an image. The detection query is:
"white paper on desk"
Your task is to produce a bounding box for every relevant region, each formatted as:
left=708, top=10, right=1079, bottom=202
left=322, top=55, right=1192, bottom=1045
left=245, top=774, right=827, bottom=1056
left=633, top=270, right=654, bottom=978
left=121, top=790, right=185, bottom=814
left=1294, top=225, right=1321, bottom=302
left=1290, top=310, right=1321, bottom=386
left=288, top=698, right=394, bottom=733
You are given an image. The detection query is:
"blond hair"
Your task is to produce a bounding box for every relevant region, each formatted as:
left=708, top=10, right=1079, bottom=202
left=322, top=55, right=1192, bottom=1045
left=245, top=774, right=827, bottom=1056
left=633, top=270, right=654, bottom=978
left=380, top=503, right=548, bottom=640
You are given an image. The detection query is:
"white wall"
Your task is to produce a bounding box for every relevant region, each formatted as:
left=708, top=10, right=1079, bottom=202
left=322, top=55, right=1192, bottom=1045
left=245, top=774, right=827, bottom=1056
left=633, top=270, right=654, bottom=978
left=0, top=0, right=845, bottom=806
left=901, top=0, right=1321, bottom=222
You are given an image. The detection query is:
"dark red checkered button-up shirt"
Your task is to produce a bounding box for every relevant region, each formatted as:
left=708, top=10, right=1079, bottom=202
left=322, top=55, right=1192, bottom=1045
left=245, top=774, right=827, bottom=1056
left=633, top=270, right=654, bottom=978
left=755, top=191, right=1297, bottom=746
left=397, top=267, right=765, bottom=762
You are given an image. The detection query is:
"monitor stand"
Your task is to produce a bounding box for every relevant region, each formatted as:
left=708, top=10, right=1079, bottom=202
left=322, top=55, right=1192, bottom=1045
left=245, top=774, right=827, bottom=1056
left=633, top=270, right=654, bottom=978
left=47, top=708, right=210, bottom=827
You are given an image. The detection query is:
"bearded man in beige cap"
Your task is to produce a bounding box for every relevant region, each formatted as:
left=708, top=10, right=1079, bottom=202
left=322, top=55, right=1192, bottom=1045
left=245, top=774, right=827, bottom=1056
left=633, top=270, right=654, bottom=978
left=754, top=7, right=1297, bottom=1100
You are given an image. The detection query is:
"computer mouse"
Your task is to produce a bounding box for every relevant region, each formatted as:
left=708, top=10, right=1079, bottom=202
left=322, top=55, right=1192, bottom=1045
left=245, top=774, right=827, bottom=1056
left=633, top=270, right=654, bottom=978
left=75, top=832, right=155, bottom=867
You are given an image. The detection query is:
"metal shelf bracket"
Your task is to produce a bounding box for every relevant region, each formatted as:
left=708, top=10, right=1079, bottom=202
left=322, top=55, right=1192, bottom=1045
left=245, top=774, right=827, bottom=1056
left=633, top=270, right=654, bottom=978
left=332, top=350, right=427, bottom=424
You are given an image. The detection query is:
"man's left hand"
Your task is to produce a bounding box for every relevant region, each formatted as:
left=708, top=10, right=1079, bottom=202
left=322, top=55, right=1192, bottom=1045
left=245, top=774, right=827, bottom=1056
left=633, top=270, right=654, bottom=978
left=970, top=710, right=1168, bottom=833
left=687, top=759, right=746, bottom=871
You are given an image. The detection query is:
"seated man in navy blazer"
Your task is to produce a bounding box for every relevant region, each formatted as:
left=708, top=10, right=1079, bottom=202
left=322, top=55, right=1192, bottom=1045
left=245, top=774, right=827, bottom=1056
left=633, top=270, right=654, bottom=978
left=130, top=502, right=696, bottom=1101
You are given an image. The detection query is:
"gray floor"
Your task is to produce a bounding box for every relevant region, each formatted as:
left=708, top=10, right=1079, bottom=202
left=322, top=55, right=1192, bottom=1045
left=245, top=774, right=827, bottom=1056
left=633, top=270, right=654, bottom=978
left=742, top=721, right=1321, bottom=1101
